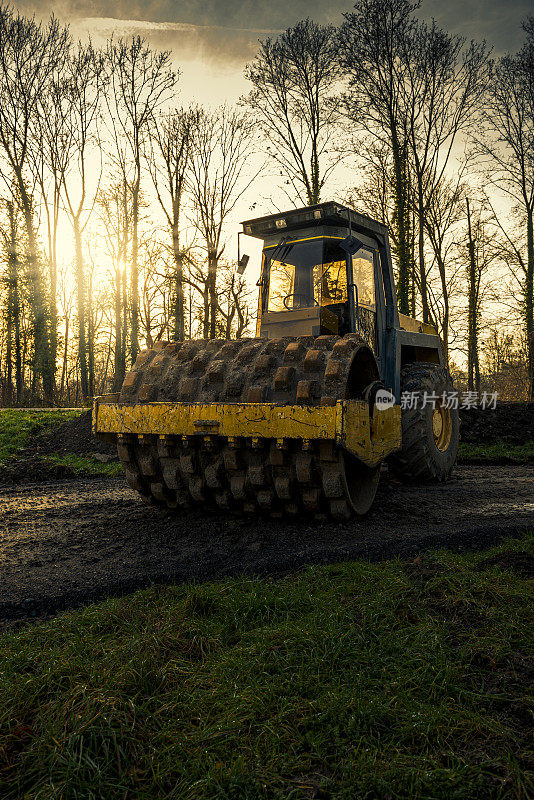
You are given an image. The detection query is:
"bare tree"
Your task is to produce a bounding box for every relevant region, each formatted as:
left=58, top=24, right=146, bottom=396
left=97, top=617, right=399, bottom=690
left=338, top=0, right=416, bottom=314
left=149, top=106, right=198, bottom=341
left=97, top=180, right=132, bottom=391
left=30, top=76, right=71, bottom=376
left=188, top=106, right=256, bottom=339
left=423, top=173, right=466, bottom=357
left=245, top=18, right=342, bottom=206
left=465, top=198, right=481, bottom=391
left=217, top=266, right=253, bottom=340
left=106, top=36, right=176, bottom=364
left=139, top=236, right=171, bottom=347
left=0, top=197, right=23, bottom=401
left=346, top=140, right=415, bottom=308
left=57, top=262, right=75, bottom=402
left=339, top=0, right=489, bottom=322
left=451, top=198, right=505, bottom=392
left=481, top=328, right=530, bottom=400
left=0, top=5, right=69, bottom=399
left=483, top=200, right=533, bottom=385
left=476, top=18, right=534, bottom=398
left=349, top=142, right=397, bottom=233
left=403, top=22, right=489, bottom=324
left=56, top=42, right=105, bottom=399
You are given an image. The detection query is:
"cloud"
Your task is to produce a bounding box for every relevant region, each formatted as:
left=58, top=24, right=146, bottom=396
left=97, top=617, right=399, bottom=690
left=16, top=0, right=346, bottom=30
left=76, top=17, right=278, bottom=36
left=13, top=0, right=533, bottom=66
left=15, top=2, right=290, bottom=65
left=420, top=0, right=532, bottom=54
left=72, top=15, right=282, bottom=66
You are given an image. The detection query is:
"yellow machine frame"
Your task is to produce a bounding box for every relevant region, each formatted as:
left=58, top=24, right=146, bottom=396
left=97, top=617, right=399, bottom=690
left=93, top=396, right=401, bottom=469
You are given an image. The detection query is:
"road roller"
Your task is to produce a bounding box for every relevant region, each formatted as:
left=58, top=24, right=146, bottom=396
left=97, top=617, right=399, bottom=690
left=93, top=202, right=459, bottom=520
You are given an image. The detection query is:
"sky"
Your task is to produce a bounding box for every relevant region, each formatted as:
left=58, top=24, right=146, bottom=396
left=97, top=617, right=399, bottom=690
left=15, top=0, right=533, bottom=105
left=9, top=0, right=532, bottom=348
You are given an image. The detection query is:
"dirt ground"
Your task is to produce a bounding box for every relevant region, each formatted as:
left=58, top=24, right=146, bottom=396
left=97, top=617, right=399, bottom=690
left=460, top=401, right=534, bottom=444
left=1, top=464, right=533, bottom=627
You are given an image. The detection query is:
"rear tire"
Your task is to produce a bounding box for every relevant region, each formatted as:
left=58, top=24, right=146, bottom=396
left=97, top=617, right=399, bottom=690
left=389, top=362, right=459, bottom=482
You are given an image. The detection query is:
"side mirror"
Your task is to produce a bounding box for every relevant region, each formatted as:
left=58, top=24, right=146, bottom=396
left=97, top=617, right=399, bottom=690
left=339, top=235, right=364, bottom=256
left=237, top=254, right=249, bottom=275
left=237, top=230, right=250, bottom=274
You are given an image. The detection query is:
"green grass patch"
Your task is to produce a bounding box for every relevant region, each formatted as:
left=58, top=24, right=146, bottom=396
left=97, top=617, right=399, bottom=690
left=458, top=440, right=534, bottom=464
left=42, top=453, right=123, bottom=477
left=1, top=533, right=532, bottom=799
left=0, top=409, right=83, bottom=466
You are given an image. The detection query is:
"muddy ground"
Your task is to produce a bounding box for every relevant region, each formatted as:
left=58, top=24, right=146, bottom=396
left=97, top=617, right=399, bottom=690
left=1, top=464, right=533, bottom=628
left=460, top=401, right=534, bottom=444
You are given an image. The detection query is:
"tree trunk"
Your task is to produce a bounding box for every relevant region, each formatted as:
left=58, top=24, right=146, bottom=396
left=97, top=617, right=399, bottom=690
left=122, top=260, right=128, bottom=364
left=131, top=172, right=140, bottom=364
left=409, top=204, right=416, bottom=317
left=6, top=200, right=22, bottom=403
left=87, top=273, right=95, bottom=397
left=60, top=316, right=69, bottom=402
left=21, top=325, right=28, bottom=403
left=48, top=219, right=58, bottom=392
left=526, top=208, right=534, bottom=401
left=202, top=280, right=210, bottom=339
left=16, top=175, right=55, bottom=401
left=171, top=215, right=185, bottom=341
left=5, top=254, right=13, bottom=403
left=49, top=184, right=60, bottom=380
left=73, top=216, right=89, bottom=399
left=417, top=179, right=431, bottom=325
left=232, top=278, right=247, bottom=338
left=121, top=178, right=129, bottom=377
left=390, top=132, right=411, bottom=314
left=112, top=257, right=125, bottom=392
left=466, top=198, right=478, bottom=393
left=225, top=281, right=235, bottom=339
left=188, top=281, right=193, bottom=339
left=436, top=253, right=449, bottom=362
left=309, top=144, right=320, bottom=205
left=101, top=336, right=111, bottom=394
left=208, top=250, right=218, bottom=339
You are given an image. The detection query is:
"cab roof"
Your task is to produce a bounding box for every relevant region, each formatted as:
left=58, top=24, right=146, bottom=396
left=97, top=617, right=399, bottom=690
left=241, top=202, right=389, bottom=241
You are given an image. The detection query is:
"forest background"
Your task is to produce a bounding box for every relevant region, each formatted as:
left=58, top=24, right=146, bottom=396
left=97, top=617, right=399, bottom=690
left=0, top=0, right=533, bottom=405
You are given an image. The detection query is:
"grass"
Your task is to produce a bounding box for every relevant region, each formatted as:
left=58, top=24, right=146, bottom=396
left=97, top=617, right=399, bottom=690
left=0, top=409, right=82, bottom=466
left=0, top=533, right=532, bottom=800
left=41, top=453, right=123, bottom=477
left=458, top=440, right=534, bottom=464
left=0, top=409, right=120, bottom=478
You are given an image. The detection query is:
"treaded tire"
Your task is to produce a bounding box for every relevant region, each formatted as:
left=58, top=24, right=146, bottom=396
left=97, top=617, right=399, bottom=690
left=389, top=362, right=459, bottom=482
left=116, top=334, right=382, bottom=519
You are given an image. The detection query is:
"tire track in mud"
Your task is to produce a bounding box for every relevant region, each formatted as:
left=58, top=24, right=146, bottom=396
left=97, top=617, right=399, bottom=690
left=1, top=464, right=533, bottom=626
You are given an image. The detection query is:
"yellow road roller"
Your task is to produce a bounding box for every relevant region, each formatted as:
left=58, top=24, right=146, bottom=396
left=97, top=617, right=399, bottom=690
left=93, top=202, right=459, bottom=520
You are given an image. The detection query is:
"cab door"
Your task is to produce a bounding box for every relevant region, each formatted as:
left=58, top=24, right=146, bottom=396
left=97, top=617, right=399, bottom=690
left=348, top=245, right=378, bottom=352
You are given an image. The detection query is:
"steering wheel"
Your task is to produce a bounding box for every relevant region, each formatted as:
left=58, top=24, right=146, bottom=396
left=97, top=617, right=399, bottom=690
left=283, top=293, right=320, bottom=309
left=283, top=293, right=307, bottom=310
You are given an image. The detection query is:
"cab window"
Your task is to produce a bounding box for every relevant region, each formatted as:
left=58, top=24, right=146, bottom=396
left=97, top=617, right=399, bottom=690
left=267, top=259, right=296, bottom=311
left=265, top=239, right=323, bottom=312
left=313, top=239, right=348, bottom=306
left=352, top=248, right=375, bottom=307
left=265, top=238, right=349, bottom=312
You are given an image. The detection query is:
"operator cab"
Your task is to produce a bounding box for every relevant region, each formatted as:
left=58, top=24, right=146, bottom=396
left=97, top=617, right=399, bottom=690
left=240, top=202, right=388, bottom=353
left=264, top=235, right=375, bottom=337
